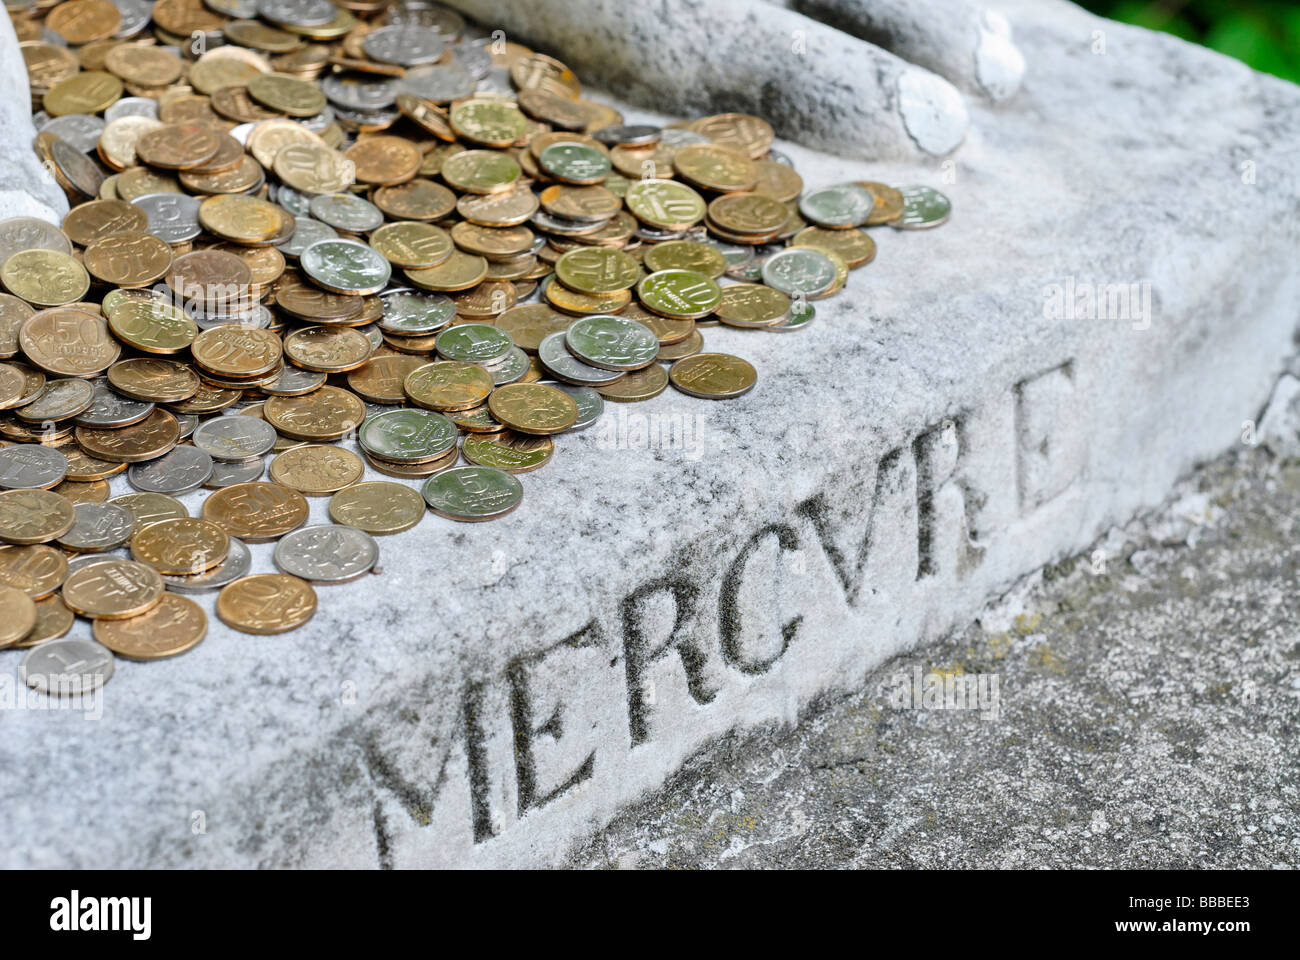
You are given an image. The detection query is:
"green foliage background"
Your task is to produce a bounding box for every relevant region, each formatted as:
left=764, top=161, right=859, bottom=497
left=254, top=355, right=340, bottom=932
left=1080, top=0, right=1300, bottom=83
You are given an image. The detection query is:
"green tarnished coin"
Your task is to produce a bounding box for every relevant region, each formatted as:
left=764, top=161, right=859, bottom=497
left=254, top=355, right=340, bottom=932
left=554, top=246, right=639, bottom=295
left=461, top=431, right=554, bottom=473
left=643, top=240, right=727, bottom=279
left=895, top=184, right=952, bottom=229
left=624, top=178, right=705, bottom=230
left=105, top=298, right=198, bottom=354
left=246, top=74, right=327, bottom=117
left=450, top=100, right=527, bottom=147
left=636, top=268, right=721, bottom=320
left=797, top=183, right=875, bottom=229
left=434, top=323, right=512, bottom=364
left=771, top=299, right=815, bottom=332
left=538, top=142, right=611, bottom=185
left=564, top=315, right=659, bottom=371
left=421, top=465, right=523, bottom=522
left=440, top=150, right=521, bottom=194
left=358, top=408, right=457, bottom=462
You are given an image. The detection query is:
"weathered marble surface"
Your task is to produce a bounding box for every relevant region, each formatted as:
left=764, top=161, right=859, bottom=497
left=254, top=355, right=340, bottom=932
left=1, top=0, right=1298, bottom=867
left=0, top=15, right=69, bottom=222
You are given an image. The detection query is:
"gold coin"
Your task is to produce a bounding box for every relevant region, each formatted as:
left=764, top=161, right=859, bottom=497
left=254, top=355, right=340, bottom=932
left=108, top=491, right=188, bottom=528
left=211, top=84, right=283, bottom=123
left=130, top=516, right=230, bottom=575
left=708, top=193, right=789, bottom=236
left=714, top=283, right=791, bottom=328
left=457, top=187, right=539, bottom=228
left=328, top=480, right=424, bottom=535
left=344, top=135, right=421, bottom=185
left=0, top=295, right=35, bottom=359
left=404, top=360, right=494, bottom=412
left=92, top=592, right=207, bottom=660
left=275, top=283, right=362, bottom=323
left=12, top=594, right=75, bottom=648
left=262, top=386, right=365, bottom=441
left=856, top=181, right=905, bottom=225
left=453, top=280, right=517, bottom=319
left=208, top=243, right=286, bottom=289
left=134, top=122, right=221, bottom=169
left=192, top=326, right=283, bottom=378
left=516, top=86, right=588, bottom=131
left=269, top=444, right=363, bottom=495
left=658, top=327, right=704, bottom=361
left=544, top=278, right=630, bottom=316
left=74, top=409, right=180, bottom=463
left=510, top=52, right=581, bottom=99
left=180, top=154, right=265, bottom=195
left=610, top=142, right=675, bottom=180
left=44, top=70, right=123, bottom=116
left=202, top=481, right=309, bottom=542
left=53, top=479, right=111, bottom=504
left=83, top=233, right=173, bottom=287
left=448, top=404, right=507, bottom=434
left=19, top=308, right=119, bottom=374
left=538, top=184, right=621, bottom=222
left=62, top=199, right=149, bottom=246
left=282, top=325, right=372, bottom=373
left=197, top=195, right=289, bottom=245
left=622, top=301, right=694, bottom=344
left=54, top=438, right=127, bottom=482
left=369, top=221, right=454, bottom=269
left=168, top=383, right=243, bottom=415
left=188, top=54, right=267, bottom=96
left=107, top=358, right=200, bottom=403
left=461, top=430, right=554, bottom=473
left=669, top=352, right=757, bottom=399
left=440, top=149, right=521, bottom=195
left=216, top=573, right=316, bottom=634
left=624, top=178, right=706, bottom=231
left=554, top=246, right=640, bottom=295
left=688, top=113, right=774, bottom=159
left=373, top=178, right=458, bottom=221
left=0, top=543, right=68, bottom=598
left=0, top=489, right=77, bottom=545
left=223, top=19, right=301, bottom=52
left=271, top=140, right=355, bottom=193
left=105, top=297, right=198, bottom=355
left=596, top=362, right=669, bottom=402
left=494, top=303, right=572, bottom=353
left=642, top=240, right=727, bottom=279
left=151, top=0, right=224, bottom=36
left=247, top=73, right=326, bottom=117
left=754, top=159, right=804, bottom=202
left=62, top=558, right=165, bottom=620
left=792, top=225, right=878, bottom=268
left=115, top=165, right=181, bottom=201
left=673, top=143, right=758, bottom=193
left=104, top=44, right=183, bottom=87
left=487, top=382, right=579, bottom=435
left=97, top=115, right=166, bottom=170
left=2, top=251, right=91, bottom=307
left=394, top=94, right=456, bottom=141
left=405, top=250, right=488, bottom=292
left=346, top=354, right=427, bottom=404
left=0, top=362, right=26, bottom=408
left=450, top=99, right=527, bottom=148
left=362, top=442, right=458, bottom=478
left=450, top=221, right=533, bottom=260
left=21, top=41, right=80, bottom=91
left=0, top=584, right=37, bottom=647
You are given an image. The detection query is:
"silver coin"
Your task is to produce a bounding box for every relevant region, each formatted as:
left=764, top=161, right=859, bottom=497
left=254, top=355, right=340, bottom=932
left=363, top=24, right=447, bottom=66
left=532, top=210, right=613, bottom=236
left=203, top=0, right=256, bottom=16
left=40, top=114, right=104, bottom=153
left=262, top=365, right=326, bottom=396
left=398, top=63, right=475, bottom=103
left=309, top=193, right=384, bottom=233
left=359, top=408, right=456, bottom=462
left=537, top=331, right=626, bottom=387
left=592, top=124, right=661, bottom=147
left=193, top=304, right=273, bottom=329
left=16, top=377, right=95, bottom=422
left=659, top=128, right=711, bottom=149
left=21, top=638, right=115, bottom=696
left=127, top=445, right=214, bottom=494
left=75, top=384, right=154, bottom=429
left=50, top=139, right=106, bottom=197
left=767, top=147, right=794, bottom=167
left=539, top=380, right=603, bottom=429
left=32, top=110, right=50, bottom=127
left=378, top=288, right=456, bottom=335
left=475, top=67, right=514, bottom=98
left=798, top=183, right=875, bottom=229
left=132, top=192, right=202, bottom=243
left=565, top=315, right=659, bottom=371
left=421, top=465, right=522, bottom=521
left=761, top=247, right=836, bottom=297
left=66, top=551, right=129, bottom=575
left=449, top=40, right=492, bottom=80
left=192, top=416, right=277, bottom=461
left=485, top=346, right=529, bottom=386
left=770, top=299, right=815, bottom=332
left=0, top=445, right=67, bottom=489
left=273, top=524, right=378, bottom=583
left=272, top=184, right=312, bottom=218
left=301, top=239, right=391, bottom=295
left=204, top=458, right=266, bottom=488
left=275, top=217, right=338, bottom=258
left=383, top=0, right=464, bottom=36
left=172, top=412, right=197, bottom=440
left=299, top=105, right=335, bottom=133
left=331, top=104, right=401, bottom=129
left=0, top=216, right=72, bottom=263
left=434, top=322, right=511, bottom=364
left=40, top=28, right=66, bottom=48
left=163, top=536, right=251, bottom=592
left=104, top=96, right=159, bottom=123
left=257, top=0, right=336, bottom=26
left=56, top=502, right=136, bottom=552
left=321, top=73, right=401, bottom=111
left=111, top=0, right=154, bottom=38
left=894, top=184, right=952, bottom=229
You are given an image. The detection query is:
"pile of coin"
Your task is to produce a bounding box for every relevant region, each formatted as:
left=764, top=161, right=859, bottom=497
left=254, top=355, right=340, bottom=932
left=0, top=0, right=951, bottom=686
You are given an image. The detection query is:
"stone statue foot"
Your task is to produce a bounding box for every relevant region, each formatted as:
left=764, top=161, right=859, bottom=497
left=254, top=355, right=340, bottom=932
left=441, top=0, right=1024, bottom=159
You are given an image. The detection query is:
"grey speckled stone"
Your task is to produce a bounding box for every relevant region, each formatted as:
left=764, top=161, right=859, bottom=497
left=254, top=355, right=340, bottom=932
left=0, top=0, right=1298, bottom=868
left=0, top=16, right=69, bottom=224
